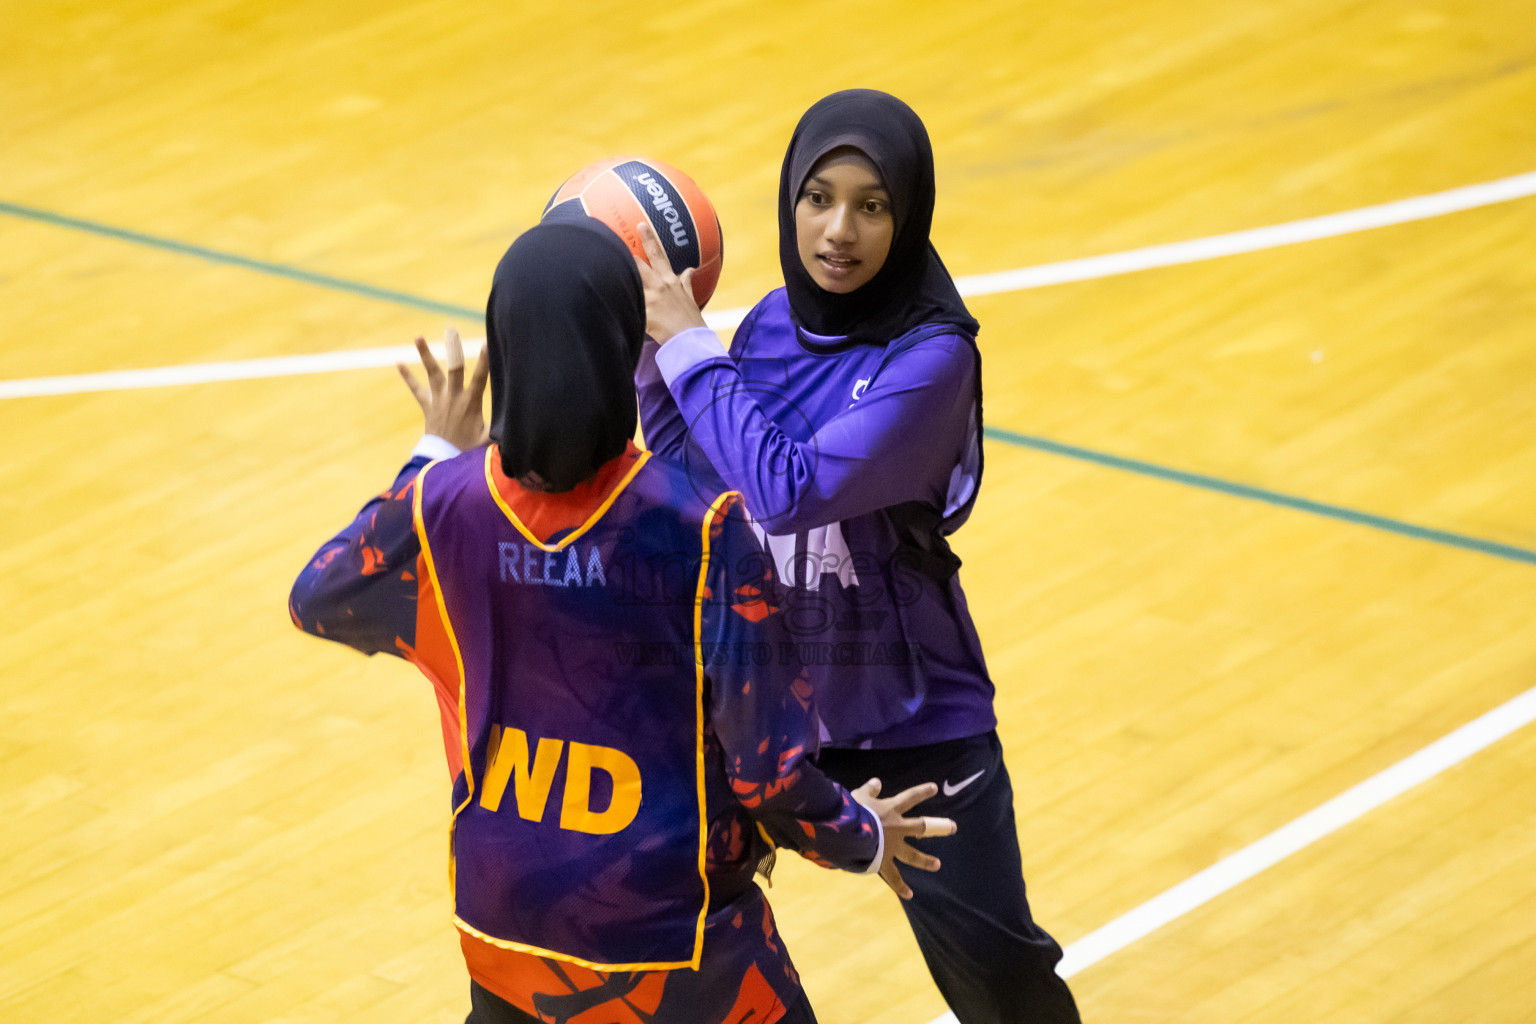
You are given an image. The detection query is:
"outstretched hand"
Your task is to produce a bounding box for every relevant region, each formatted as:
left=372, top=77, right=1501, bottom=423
left=633, top=219, right=707, bottom=344
left=397, top=326, right=491, bottom=451
left=851, top=779, right=958, bottom=901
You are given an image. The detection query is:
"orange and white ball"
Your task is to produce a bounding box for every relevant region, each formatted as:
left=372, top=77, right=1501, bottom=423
left=543, top=156, right=723, bottom=309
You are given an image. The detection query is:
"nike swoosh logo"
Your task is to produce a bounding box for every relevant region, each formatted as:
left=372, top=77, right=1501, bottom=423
left=942, top=769, right=985, bottom=797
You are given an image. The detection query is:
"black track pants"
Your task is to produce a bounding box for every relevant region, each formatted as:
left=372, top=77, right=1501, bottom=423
left=815, top=732, right=1081, bottom=1024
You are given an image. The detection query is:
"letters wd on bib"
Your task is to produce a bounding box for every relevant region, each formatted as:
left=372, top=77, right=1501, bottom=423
left=415, top=447, right=715, bottom=969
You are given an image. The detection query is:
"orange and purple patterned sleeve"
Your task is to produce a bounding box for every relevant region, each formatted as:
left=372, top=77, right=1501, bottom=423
left=701, top=493, right=881, bottom=873
left=289, top=457, right=427, bottom=658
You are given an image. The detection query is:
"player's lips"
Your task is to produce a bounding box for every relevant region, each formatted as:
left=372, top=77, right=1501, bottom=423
left=817, top=252, right=860, bottom=276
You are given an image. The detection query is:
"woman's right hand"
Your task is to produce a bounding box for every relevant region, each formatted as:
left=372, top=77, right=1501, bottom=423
left=633, top=219, right=708, bottom=344
left=851, top=778, right=957, bottom=900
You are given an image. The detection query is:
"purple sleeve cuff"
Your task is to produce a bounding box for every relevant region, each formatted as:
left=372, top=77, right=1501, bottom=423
left=636, top=338, right=665, bottom=386
left=655, top=326, right=729, bottom=385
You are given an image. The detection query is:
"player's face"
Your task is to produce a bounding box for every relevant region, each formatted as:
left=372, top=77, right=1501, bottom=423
left=795, top=149, right=894, bottom=294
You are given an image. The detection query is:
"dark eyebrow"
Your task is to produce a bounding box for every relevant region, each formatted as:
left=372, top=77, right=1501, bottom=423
left=803, top=174, right=890, bottom=195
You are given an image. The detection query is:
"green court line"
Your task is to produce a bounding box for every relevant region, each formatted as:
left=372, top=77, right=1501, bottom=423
left=7, top=195, right=1531, bottom=568
left=0, top=199, right=480, bottom=319
left=986, top=426, right=1536, bottom=567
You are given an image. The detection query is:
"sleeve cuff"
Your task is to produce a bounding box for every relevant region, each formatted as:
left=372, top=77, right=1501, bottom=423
left=655, top=326, right=729, bottom=387
left=862, top=810, right=885, bottom=875
left=636, top=338, right=665, bottom=386
left=410, top=434, right=463, bottom=463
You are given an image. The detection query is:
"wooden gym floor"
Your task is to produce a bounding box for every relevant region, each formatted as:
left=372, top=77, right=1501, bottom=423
left=2, top=1, right=1533, bottom=1021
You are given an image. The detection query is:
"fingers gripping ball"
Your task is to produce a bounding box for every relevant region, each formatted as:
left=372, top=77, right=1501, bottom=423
left=542, top=157, right=723, bottom=309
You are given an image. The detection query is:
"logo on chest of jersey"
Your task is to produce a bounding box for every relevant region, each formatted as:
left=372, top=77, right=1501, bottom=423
left=850, top=377, right=871, bottom=403
left=477, top=724, right=642, bottom=836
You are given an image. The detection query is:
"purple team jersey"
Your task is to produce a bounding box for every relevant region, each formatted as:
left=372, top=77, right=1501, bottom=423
left=638, top=287, right=997, bottom=750
left=416, top=450, right=713, bottom=969
left=291, top=442, right=885, bottom=1022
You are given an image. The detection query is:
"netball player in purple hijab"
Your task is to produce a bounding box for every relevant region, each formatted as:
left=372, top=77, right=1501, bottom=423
left=635, top=90, right=1081, bottom=1023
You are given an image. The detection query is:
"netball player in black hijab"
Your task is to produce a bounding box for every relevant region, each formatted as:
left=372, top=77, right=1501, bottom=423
left=636, top=90, right=1082, bottom=1023
left=294, top=213, right=963, bottom=1024
left=778, top=88, right=979, bottom=346
left=485, top=218, right=646, bottom=491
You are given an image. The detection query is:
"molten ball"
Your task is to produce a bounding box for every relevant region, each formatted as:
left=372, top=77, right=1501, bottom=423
left=542, top=157, right=723, bottom=309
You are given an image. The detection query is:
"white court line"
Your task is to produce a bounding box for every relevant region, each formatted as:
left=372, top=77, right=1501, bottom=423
left=924, top=683, right=1536, bottom=1024
left=0, top=345, right=428, bottom=398
left=3, top=168, right=1535, bottom=401
left=953, top=167, right=1536, bottom=296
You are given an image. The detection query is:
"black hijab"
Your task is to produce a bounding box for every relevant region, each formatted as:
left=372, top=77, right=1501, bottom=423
left=485, top=219, right=646, bottom=492
left=779, top=89, right=979, bottom=346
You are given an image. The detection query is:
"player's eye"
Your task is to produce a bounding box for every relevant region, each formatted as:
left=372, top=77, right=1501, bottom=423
left=862, top=198, right=889, bottom=215
left=801, top=189, right=829, bottom=206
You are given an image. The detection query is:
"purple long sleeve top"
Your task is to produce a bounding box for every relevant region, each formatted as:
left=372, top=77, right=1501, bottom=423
left=638, top=288, right=996, bottom=750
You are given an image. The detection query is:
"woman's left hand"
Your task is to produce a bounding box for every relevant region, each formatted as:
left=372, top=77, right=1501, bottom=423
left=633, top=219, right=707, bottom=344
